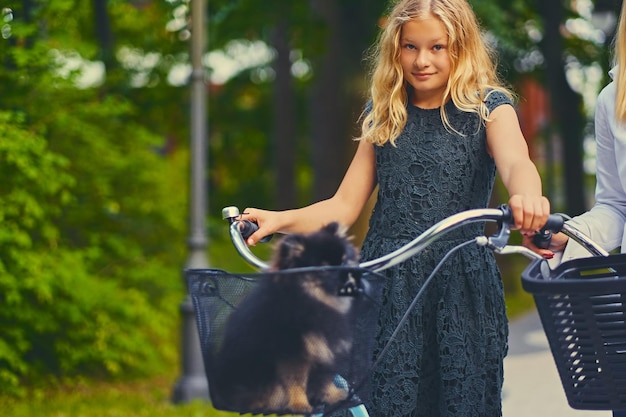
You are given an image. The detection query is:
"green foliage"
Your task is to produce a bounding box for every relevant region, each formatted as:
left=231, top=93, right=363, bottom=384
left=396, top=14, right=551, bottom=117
left=471, top=0, right=604, bottom=84
left=0, top=105, right=184, bottom=394
left=0, top=0, right=190, bottom=395
left=0, top=112, right=70, bottom=392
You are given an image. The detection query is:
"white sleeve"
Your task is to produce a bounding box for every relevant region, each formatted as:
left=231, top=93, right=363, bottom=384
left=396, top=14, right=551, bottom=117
left=559, top=84, right=626, bottom=262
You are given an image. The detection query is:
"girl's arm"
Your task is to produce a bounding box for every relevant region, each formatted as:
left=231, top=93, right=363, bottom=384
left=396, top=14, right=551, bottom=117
left=241, top=140, right=377, bottom=245
left=486, top=103, right=550, bottom=234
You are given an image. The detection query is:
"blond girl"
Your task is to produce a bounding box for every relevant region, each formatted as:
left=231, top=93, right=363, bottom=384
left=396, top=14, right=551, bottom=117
left=243, top=0, right=550, bottom=415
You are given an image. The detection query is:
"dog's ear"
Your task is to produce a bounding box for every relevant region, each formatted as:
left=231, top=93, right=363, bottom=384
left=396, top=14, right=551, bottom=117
left=319, top=222, right=358, bottom=266
left=322, top=222, right=348, bottom=239
left=271, top=234, right=306, bottom=270
left=322, top=222, right=340, bottom=235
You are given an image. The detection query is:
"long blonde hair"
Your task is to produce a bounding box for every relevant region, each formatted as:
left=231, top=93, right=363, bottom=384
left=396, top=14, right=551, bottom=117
left=613, top=1, right=626, bottom=122
left=360, top=0, right=513, bottom=145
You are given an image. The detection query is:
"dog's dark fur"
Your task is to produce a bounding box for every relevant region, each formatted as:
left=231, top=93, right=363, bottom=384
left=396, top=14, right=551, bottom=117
left=211, top=222, right=361, bottom=414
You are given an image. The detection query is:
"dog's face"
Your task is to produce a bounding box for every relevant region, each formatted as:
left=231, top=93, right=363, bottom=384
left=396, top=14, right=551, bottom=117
left=270, top=222, right=361, bottom=310
left=270, top=222, right=358, bottom=271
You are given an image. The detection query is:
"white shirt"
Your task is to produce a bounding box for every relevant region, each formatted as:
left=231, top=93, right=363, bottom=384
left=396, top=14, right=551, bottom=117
left=560, top=66, right=626, bottom=262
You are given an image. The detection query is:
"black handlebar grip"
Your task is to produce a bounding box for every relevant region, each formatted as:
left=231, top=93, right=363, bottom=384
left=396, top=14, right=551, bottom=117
left=498, top=205, right=563, bottom=249
left=541, top=214, right=565, bottom=232
left=532, top=214, right=564, bottom=249
left=497, top=204, right=514, bottom=224
left=532, top=230, right=553, bottom=249
left=239, top=220, right=273, bottom=243
left=497, top=205, right=564, bottom=231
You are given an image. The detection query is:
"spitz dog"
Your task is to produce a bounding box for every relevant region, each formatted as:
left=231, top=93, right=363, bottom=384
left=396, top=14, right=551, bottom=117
left=211, top=222, right=362, bottom=414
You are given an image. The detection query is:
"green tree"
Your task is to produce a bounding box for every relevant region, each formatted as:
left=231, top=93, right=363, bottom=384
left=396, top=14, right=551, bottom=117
left=0, top=0, right=192, bottom=394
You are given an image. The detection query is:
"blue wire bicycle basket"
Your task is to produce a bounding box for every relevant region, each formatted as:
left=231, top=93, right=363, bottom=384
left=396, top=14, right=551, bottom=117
left=522, top=253, right=626, bottom=411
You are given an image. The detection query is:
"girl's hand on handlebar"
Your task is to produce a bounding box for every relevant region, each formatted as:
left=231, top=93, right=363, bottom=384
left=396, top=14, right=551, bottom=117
left=507, top=194, right=550, bottom=233
left=522, top=231, right=569, bottom=259
left=239, top=208, right=280, bottom=246
left=522, top=233, right=554, bottom=259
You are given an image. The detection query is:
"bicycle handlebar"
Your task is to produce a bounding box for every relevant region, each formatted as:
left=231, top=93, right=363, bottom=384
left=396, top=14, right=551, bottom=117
left=221, top=205, right=608, bottom=272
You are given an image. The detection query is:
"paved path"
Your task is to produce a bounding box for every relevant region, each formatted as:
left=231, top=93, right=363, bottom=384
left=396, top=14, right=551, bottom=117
left=502, top=309, right=611, bottom=417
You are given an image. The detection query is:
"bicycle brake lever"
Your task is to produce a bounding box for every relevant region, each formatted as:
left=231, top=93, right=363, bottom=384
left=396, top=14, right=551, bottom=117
left=489, top=221, right=512, bottom=250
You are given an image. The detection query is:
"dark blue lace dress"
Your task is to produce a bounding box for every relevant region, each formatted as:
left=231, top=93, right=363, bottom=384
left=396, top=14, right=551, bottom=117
left=359, top=92, right=510, bottom=417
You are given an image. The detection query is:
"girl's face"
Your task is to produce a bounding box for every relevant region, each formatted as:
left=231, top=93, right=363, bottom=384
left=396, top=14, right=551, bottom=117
left=399, top=15, right=451, bottom=108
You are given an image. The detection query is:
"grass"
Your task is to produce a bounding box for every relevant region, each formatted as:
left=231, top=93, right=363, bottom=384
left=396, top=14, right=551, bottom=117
left=0, top=375, right=213, bottom=417
left=0, top=372, right=283, bottom=417
left=504, top=286, right=536, bottom=319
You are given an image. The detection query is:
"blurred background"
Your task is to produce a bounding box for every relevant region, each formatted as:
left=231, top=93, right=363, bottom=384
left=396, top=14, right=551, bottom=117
left=0, top=0, right=622, bottom=415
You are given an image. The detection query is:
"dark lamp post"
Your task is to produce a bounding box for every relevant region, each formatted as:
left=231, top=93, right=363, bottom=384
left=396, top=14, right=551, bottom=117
left=171, top=0, right=210, bottom=404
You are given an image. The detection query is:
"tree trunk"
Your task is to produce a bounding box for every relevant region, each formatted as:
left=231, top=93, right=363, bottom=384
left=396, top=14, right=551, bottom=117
left=309, top=0, right=349, bottom=200
left=538, top=0, right=587, bottom=215
left=93, top=0, right=115, bottom=73
left=272, top=18, right=297, bottom=209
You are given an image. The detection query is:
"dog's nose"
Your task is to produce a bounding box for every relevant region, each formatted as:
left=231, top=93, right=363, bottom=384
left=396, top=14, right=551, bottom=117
left=338, top=272, right=358, bottom=296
